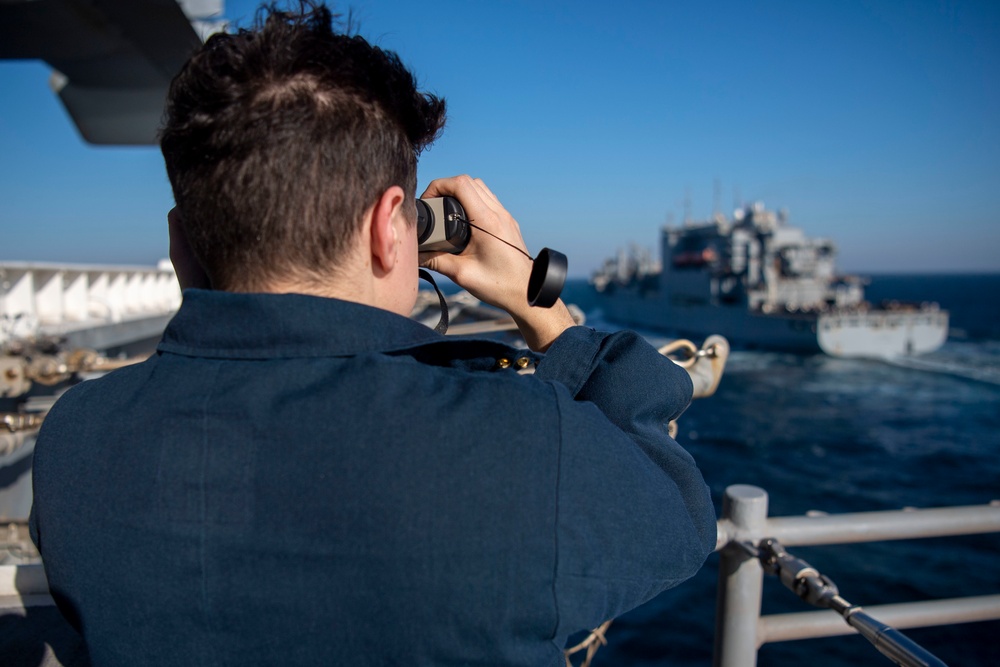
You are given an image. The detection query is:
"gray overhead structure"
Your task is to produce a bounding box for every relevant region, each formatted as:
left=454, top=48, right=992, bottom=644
left=0, top=0, right=225, bottom=145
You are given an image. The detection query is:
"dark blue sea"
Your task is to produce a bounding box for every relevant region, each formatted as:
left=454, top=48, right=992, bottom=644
left=559, top=274, right=1000, bottom=667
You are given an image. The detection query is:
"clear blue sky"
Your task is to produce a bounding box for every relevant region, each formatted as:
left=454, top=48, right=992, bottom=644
left=2, top=0, right=998, bottom=275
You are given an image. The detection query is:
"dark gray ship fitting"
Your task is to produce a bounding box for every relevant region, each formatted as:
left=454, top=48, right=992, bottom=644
left=748, top=538, right=950, bottom=667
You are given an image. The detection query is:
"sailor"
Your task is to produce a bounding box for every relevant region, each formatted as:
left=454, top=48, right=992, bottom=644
left=30, top=3, right=716, bottom=665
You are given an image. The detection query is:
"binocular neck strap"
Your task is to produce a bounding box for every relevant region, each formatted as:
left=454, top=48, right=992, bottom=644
left=418, top=269, right=449, bottom=335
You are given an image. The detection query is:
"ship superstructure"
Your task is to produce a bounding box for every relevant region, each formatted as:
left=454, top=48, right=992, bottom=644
left=592, top=203, right=948, bottom=358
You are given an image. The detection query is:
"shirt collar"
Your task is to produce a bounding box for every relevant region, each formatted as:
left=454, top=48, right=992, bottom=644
left=157, top=289, right=443, bottom=359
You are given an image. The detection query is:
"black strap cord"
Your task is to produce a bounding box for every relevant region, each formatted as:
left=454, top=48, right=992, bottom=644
left=466, top=221, right=535, bottom=261
left=418, top=269, right=449, bottom=334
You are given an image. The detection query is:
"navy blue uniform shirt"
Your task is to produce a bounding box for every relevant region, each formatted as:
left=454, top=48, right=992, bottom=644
left=31, top=290, right=716, bottom=666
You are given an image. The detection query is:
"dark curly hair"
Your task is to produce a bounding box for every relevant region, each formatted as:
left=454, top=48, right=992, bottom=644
left=160, top=1, right=446, bottom=291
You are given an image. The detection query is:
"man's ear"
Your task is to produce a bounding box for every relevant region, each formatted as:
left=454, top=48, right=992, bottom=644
left=369, top=185, right=407, bottom=275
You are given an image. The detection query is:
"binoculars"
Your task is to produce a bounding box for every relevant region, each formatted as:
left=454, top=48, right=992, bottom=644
left=416, top=197, right=469, bottom=254
left=415, top=196, right=566, bottom=308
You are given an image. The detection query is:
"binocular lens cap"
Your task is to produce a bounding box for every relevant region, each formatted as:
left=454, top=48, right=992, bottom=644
left=527, top=248, right=568, bottom=308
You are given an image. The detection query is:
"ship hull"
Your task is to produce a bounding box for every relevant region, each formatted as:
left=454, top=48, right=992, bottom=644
left=593, top=288, right=948, bottom=358
left=817, top=309, right=948, bottom=358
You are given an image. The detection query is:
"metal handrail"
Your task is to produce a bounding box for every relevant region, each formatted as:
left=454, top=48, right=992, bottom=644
left=759, top=595, right=1000, bottom=643
left=713, top=484, right=1000, bottom=667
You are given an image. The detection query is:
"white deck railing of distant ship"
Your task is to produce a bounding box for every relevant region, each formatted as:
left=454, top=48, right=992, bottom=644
left=0, top=261, right=180, bottom=345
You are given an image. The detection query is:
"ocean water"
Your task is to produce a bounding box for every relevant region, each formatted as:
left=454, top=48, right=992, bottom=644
left=559, top=275, right=1000, bottom=666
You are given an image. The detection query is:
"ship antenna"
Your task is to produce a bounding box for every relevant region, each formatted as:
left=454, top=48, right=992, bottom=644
left=713, top=178, right=721, bottom=218
left=683, top=187, right=692, bottom=223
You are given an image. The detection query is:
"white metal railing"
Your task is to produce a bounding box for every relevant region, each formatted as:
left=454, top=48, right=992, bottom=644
left=713, top=484, right=1000, bottom=666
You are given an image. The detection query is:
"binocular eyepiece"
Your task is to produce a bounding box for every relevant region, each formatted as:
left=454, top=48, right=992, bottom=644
left=415, top=196, right=567, bottom=308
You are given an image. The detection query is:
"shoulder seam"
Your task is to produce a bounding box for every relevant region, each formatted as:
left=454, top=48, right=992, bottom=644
left=547, top=381, right=563, bottom=642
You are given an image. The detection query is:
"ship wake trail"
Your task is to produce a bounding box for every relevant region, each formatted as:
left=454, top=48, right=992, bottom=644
left=882, top=355, right=1000, bottom=386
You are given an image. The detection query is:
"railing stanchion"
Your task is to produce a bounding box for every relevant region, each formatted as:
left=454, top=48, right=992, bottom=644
left=714, top=485, right=769, bottom=667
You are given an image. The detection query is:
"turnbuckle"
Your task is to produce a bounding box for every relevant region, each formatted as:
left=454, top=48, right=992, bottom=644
left=756, top=538, right=847, bottom=612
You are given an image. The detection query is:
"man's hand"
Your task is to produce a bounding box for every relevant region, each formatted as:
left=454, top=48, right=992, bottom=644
left=168, top=208, right=212, bottom=291
left=419, top=176, right=576, bottom=351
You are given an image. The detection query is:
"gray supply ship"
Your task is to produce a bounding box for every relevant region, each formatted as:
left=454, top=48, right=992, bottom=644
left=591, top=202, right=948, bottom=358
